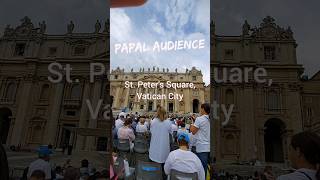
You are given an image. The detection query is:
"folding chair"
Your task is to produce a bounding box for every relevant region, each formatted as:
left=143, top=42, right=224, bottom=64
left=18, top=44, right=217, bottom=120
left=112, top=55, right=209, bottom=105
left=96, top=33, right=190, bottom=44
left=135, top=161, right=163, bottom=180
left=117, top=139, right=132, bottom=164
left=170, top=169, right=198, bottom=180
left=133, top=138, right=149, bottom=165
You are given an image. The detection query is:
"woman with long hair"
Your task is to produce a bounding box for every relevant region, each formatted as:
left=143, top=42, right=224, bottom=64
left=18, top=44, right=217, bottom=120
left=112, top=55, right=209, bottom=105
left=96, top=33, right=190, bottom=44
left=149, top=106, right=172, bottom=164
left=277, top=131, right=320, bottom=180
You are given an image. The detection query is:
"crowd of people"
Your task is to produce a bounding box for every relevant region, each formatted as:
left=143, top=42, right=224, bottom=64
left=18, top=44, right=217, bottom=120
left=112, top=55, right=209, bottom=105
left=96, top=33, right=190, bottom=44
left=111, top=103, right=211, bottom=180
left=111, top=103, right=320, bottom=180
left=4, top=104, right=319, bottom=180
left=23, top=146, right=108, bottom=180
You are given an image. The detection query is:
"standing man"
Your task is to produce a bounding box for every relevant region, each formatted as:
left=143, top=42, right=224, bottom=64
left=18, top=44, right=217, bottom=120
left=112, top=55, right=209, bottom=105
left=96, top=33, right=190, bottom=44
left=190, top=103, right=210, bottom=177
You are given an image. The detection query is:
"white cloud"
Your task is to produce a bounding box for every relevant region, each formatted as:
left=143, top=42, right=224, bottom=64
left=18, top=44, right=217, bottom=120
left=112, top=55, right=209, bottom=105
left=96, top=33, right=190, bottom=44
left=110, top=0, right=210, bottom=84
left=110, top=9, right=133, bottom=42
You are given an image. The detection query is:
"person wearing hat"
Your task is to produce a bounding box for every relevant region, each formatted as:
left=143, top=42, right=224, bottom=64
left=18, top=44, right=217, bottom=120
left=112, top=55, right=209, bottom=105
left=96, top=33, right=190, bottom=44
left=27, top=145, right=53, bottom=180
left=164, top=132, right=205, bottom=180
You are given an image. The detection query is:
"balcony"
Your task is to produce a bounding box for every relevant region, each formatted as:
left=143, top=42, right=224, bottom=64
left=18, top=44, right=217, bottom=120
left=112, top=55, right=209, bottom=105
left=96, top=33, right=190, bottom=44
left=63, top=99, right=81, bottom=108
left=0, top=98, right=14, bottom=105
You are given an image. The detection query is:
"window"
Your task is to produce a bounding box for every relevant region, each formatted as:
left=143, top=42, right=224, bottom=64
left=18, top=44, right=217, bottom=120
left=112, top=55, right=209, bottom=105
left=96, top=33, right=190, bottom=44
left=307, top=107, right=313, bottom=117
left=74, top=46, right=86, bottom=56
left=264, top=46, right=276, bottom=60
left=114, top=75, right=118, bottom=80
left=192, top=90, right=199, bottom=96
left=267, top=90, right=280, bottom=111
left=48, top=47, right=57, bottom=57
left=168, top=103, right=174, bottom=113
left=5, top=83, right=16, bottom=101
left=129, top=88, right=135, bottom=95
left=66, top=110, right=76, bottom=116
left=226, top=89, right=234, bottom=105
left=224, top=49, right=234, bottom=60
left=140, top=105, right=144, bottom=110
left=148, top=101, right=153, bottom=112
left=14, top=43, right=26, bottom=56
left=192, top=76, right=197, bottom=81
left=225, top=134, right=236, bottom=154
left=70, top=84, right=81, bottom=100
left=40, top=84, right=50, bottom=100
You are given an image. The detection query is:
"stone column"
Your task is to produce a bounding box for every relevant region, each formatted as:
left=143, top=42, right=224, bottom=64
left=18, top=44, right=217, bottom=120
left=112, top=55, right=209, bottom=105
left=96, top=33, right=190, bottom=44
left=10, top=76, right=33, bottom=146
left=85, top=79, right=102, bottom=151
left=153, top=88, right=158, bottom=110
left=185, top=89, right=191, bottom=113
left=133, top=88, right=139, bottom=111
left=161, top=88, right=165, bottom=107
left=258, top=128, right=265, bottom=162
left=124, top=88, right=130, bottom=108
left=174, top=89, right=179, bottom=113
left=44, top=82, right=64, bottom=146
left=164, top=88, right=168, bottom=111
left=113, top=86, right=121, bottom=108
left=75, top=81, right=90, bottom=150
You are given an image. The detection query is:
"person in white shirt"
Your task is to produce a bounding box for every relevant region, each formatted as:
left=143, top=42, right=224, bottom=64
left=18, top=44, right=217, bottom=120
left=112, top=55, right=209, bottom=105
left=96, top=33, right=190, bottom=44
left=136, top=116, right=149, bottom=133
left=117, top=118, right=135, bottom=150
left=115, top=112, right=126, bottom=131
left=170, top=120, right=178, bottom=135
left=149, top=106, right=172, bottom=163
left=164, top=132, right=205, bottom=180
left=190, top=103, right=211, bottom=177
left=277, top=131, right=320, bottom=180
left=27, top=146, right=52, bottom=180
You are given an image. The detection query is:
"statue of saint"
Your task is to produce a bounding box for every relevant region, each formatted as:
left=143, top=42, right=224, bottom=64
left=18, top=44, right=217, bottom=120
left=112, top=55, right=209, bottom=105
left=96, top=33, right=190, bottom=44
left=67, top=21, right=75, bottom=34
left=95, top=20, right=101, bottom=33
left=39, top=21, right=46, bottom=34
left=242, top=20, right=250, bottom=36
left=103, top=19, right=109, bottom=33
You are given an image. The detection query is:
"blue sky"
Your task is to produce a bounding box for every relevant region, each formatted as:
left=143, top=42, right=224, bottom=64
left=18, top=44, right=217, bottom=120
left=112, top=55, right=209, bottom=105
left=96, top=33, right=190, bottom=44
left=111, top=0, right=210, bottom=84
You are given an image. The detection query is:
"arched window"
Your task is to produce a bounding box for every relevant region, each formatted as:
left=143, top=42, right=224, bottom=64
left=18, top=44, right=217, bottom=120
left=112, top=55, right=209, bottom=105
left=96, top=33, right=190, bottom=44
left=267, top=90, right=280, bottom=111
left=40, top=84, right=50, bottom=100
left=225, top=89, right=234, bottom=105
left=70, top=84, right=81, bottom=100
left=5, top=83, right=16, bottom=101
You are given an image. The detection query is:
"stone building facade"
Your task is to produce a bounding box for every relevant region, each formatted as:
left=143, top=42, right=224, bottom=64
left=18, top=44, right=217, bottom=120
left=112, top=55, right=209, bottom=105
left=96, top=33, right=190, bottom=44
left=211, top=16, right=320, bottom=164
left=301, top=72, right=320, bottom=134
left=110, top=67, right=208, bottom=114
left=0, top=17, right=111, bottom=156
